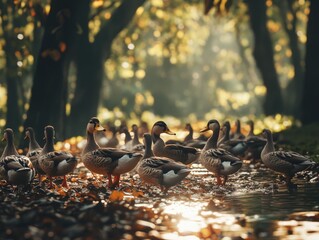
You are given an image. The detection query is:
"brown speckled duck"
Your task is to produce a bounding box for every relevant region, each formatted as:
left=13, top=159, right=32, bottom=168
left=137, top=133, right=191, bottom=193
left=261, top=129, right=314, bottom=187
left=0, top=128, right=34, bottom=185
left=38, top=126, right=78, bottom=188
left=81, top=117, right=143, bottom=188
left=25, top=127, right=45, bottom=179
left=200, top=120, right=242, bottom=185
left=152, top=121, right=201, bottom=165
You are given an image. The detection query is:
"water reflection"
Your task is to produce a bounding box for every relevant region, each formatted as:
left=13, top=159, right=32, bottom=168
left=159, top=183, right=319, bottom=239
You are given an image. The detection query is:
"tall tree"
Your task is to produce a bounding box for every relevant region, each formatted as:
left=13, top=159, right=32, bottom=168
left=22, top=0, right=79, bottom=143
left=277, top=0, right=304, bottom=118
left=247, top=0, right=283, bottom=115
left=66, top=0, right=145, bottom=137
left=301, top=0, right=319, bottom=124
left=0, top=1, right=23, bottom=132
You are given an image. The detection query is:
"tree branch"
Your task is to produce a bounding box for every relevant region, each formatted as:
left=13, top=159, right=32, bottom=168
left=94, top=0, right=145, bottom=50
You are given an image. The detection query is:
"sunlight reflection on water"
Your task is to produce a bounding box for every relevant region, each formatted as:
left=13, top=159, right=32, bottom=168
left=155, top=183, right=319, bottom=239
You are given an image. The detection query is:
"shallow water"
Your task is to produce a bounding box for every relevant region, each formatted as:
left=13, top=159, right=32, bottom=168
left=222, top=183, right=319, bottom=239
left=146, top=166, right=319, bottom=240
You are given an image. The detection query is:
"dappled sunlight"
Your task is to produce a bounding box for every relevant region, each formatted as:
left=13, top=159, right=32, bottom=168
left=274, top=221, right=319, bottom=239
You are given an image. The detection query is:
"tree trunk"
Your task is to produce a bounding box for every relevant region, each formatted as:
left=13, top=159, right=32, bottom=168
left=22, top=0, right=79, bottom=145
left=301, top=0, right=319, bottom=124
left=67, top=0, right=145, bottom=137
left=0, top=1, right=22, bottom=132
left=247, top=0, right=283, bottom=115
left=277, top=0, right=304, bottom=118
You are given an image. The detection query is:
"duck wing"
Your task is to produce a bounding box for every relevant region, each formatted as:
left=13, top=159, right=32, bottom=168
left=92, top=148, right=134, bottom=161
left=165, top=144, right=199, bottom=154
left=205, top=148, right=239, bottom=162
left=1, top=155, right=31, bottom=170
left=272, top=151, right=313, bottom=164
left=144, top=157, right=187, bottom=173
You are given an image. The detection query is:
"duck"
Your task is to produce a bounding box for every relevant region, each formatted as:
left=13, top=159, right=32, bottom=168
left=38, top=126, right=77, bottom=188
left=119, top=125, right=133, bottom=150
left=200, top=120, right=242, bottom=185
left=0, top=128, right=34, bottom=185
left=151, top=121, right=201, bottom=165
left=131, top=124, right=144, bottom=152
left=95, top=123, right=120, bottom=148
left=105, top=125, right=120, bottom=148
left=81, top=117, right=143, bottom=188
left=25, top=127, right=46, bottom=180
left=230, top=119, right=245, bottom=140
left=244, top=120, right=266, bottom=163
left=218, top=121, right=248, bottom=157
left=137, top=133, right=191, bottom=193
left=183, top=123, right=206, bottom=149
left=261, top=129, right=314, bottom=187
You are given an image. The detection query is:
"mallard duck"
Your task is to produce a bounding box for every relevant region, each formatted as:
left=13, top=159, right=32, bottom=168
left=81, top=117, right=143, bottom=187
left=218, top=121, right=248, bottom=157
left=261, top=129, right=314, bottom=187
left=137, top=133, right=191, bottom=193
left=151, top=121, right=201, bottom=165
left=0, top=128, right=34, bottom=185
left=25, top=127, right=45, bottom=179
left=38, top=126, right=77, bottom=188
left=230, top=119, right=245, bottom=140
left=200, top=120, right=242, bottom=185
left=183, top=123, right=206, bottom=149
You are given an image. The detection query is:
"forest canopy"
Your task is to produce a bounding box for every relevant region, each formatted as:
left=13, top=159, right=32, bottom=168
left=0, top=0, right=318, bottom=143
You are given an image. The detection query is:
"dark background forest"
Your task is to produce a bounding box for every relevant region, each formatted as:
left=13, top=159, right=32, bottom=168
left=0, top=0, right=318, bottom=145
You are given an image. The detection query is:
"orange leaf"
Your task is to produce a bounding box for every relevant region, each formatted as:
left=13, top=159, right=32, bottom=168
left=132, top=189, right=144, bottom=198
left=109, top=190, right=125, bottom=201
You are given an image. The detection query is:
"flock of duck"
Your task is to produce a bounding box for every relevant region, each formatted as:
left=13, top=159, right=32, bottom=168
left=0, top=117, right=316, bottom=193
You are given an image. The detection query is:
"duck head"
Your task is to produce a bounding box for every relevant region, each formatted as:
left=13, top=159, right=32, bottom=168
left=87, top=117, right=106, bottom=134
left=44, top=125, right=55, bottom=141
left=151, top=121, right=176, bottom=136
left=200, top=119, right=220, bottom=133
left=2, top=128, right=14, bottom=142
left=24, top=127, right=34, bottom=140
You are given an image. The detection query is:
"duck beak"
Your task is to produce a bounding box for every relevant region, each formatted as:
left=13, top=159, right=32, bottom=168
left=95, top=125, right=106, bottom=132
left=200, top=126, right=209, bottom=133
left=165, top=128, right=176, bottom=135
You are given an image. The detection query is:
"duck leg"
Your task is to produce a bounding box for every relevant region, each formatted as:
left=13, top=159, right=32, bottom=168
left=285, top=175, right=297, bottom=189
left=216, top=175, right=222, bottom=185
left=48, top=176, right=53, bottom=188
left=113, top=175, right=120, bottom=187
left=107, top=174, right=113, bottom=187
left=61, top=175, right=69, bottom=188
